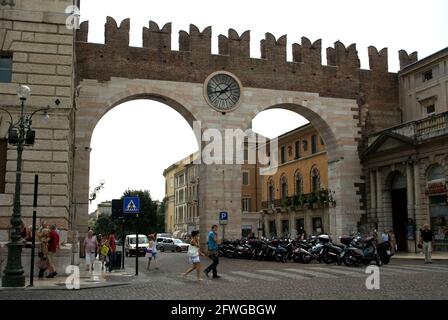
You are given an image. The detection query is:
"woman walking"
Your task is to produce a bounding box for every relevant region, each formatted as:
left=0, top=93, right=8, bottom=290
left=147, top=235, right=159, bottom=270
left=84, top=230, right=98, bottom=272
left=181, top=230, right=204, bottom=281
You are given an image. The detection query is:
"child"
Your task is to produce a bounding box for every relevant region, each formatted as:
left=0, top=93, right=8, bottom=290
left=38, top=252, right=49, bottom=279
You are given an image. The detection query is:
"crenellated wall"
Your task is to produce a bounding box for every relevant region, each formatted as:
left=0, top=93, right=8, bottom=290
left=75, top=17, right=415, bottom=137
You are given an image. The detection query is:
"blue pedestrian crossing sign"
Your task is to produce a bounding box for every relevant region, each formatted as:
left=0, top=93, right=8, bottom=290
left=123, top=196, right=140, bottom=214
left=219, top=211, right=228, bottom=225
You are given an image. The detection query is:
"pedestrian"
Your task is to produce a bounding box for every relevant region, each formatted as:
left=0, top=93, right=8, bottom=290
left=419, top=224, right=434, bottom=264
left=46, top=224, right=60, bottom=278
left=84, top=230, right=98, bottom=272
left=99, top=234, right=109, bottom=271
left=388, top=230, right=397, bottom=254
left=381, top=230, right=390, bottom=242
left=146, top=235, right=159, bottom=270
left=108, top=230, right=116, bottom=272
left=204, top=224, right=220, bottom=279
left=181, top=230, right=204, bottom=281
left=37, top=252, right=49, bottom=279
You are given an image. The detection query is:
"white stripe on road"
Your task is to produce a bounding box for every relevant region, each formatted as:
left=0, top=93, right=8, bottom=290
left=219, top=273, right=250, bottom=283
left=407, top=264, right=448, bottom=271
left=284, top=268, right=338, bottom=278
left=312, top=267, right=364, bottom=277
left=392, top=265, right=448, bottom=273
left=258, top=269, right=311, bottom=280
left=330, top=265, right=414, bottom=276
left=231, top=270, right=278, bottom=281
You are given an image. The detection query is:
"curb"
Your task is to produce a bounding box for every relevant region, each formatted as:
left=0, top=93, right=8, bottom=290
left=0, top=281, right=132, bottom=291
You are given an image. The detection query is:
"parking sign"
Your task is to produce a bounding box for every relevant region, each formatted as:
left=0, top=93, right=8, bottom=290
left=219, top=211, right=228, bottom=225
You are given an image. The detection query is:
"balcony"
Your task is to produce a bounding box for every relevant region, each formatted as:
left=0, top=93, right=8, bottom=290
left=261, top=189, right=336, bottom=211
left=367, top=111, right=448, bottom=148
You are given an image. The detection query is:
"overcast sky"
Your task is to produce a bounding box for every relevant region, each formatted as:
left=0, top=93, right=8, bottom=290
left=83, top=0, right=447, bottom=212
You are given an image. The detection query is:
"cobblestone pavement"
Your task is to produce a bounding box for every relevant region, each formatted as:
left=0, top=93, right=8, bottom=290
left=0, top=252, right=447, bottom=300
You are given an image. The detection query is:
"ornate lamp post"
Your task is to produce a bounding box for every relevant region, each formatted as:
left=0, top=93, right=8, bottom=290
left=1, top=85, right=49, bottom=287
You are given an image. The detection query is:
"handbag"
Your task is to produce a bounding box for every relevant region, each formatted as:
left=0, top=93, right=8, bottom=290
left=417, top=243, right=423, bottom=249
left=100, top=244, right=110, bottom=256
left=187, top=245, right=199, bottom=257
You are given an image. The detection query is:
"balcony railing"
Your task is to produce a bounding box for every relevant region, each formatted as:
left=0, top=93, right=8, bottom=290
left=261, top=189, right=336, bottom=210
left=367, top=111, right=448, bottom=148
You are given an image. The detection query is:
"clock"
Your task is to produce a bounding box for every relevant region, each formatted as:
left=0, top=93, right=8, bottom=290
left=204, top=72, right=242, bottom=112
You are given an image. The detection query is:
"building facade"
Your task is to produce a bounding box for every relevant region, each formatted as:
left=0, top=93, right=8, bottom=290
left=260, top=124, right=330, bottom=238
left=362, top=47, right=448, bottom=252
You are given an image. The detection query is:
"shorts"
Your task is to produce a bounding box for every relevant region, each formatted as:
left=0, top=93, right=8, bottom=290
left=85, top=252, right=95, bottom=265
left=151, top=252, right=157, bottom=258
left=189, top=256, right=200, bottom=264
left=47, top=251, right=55, bottom=266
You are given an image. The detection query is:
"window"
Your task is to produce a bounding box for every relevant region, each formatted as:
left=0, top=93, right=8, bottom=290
left=268, top=180, right=275, bottom=203
left=428, top=165, right=445, bottom=181
left=268, top=220, right=276, bottom=237
left=242, top=171, right=249, bottom=186
left=302, top=139, right=308, bottom=151
left=426, top=104, right=435, bottom=115
left=280, top=175, right=288, bottom=200
left=320, top=137, right=324, bottom=146
left=311, top=135, right=318, bottom=154
left=295, top=141, right=301, bottom=159
left=244, top=147, right=248, bottom=162
left=242, top=198, right=251, bottom=212
left=312, top=217, right=323, bottom=235
left=281, top=220, right=289, bottom=236
left=0, top=139, right=6, bottom=193
left=281, top=145, right=286, bottom=163
left=311, top=166, right=320, bottom=192
left=0, top=53, right=12, bottom=83
left=423, top=69, right=433, bottom=82
left=294, top=171, right=303, bottom=195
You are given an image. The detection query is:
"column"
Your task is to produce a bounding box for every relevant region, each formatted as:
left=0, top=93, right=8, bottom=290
left=275, top=213, right=281, bottom=237
left=413, top=161, right=425, bottom=227
left=406, top=162, right=415, bottom=252
left=370, top=169, right=376, bottom=211
left=263, top=214, right=270, bottom=237
left=289, top=211, right=296, bottom=238
left=376, top=168, right=383, bottom=231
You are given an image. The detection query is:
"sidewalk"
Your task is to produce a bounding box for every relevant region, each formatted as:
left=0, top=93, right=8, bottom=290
left=0, top=260, right=134, bottom=290
left=393, top=252, right=448, bottom=260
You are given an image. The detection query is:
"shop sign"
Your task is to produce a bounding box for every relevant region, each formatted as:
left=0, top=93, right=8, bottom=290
left=426, top=179, right=447, bottom=195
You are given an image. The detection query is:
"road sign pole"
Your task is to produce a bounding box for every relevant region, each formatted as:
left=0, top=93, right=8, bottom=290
left=135, top=214, right=138, bottom=276
left=121, top=219, right=125, bottom=269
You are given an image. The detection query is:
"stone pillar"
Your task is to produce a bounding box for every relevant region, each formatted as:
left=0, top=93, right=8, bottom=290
left=275, top=212, right=282, bottom=237
left=289, top=211, right=296, bottom=237
left=413, top=161, right=425, bottom=229
left=370, top=169, right=377, bottom=212
left=263, top=214, right=270, bottom=237
left=406, top=162, right=415, bottom=252
left=376, top=168, right=384, bottom=232
left=198, top=163, right=242, bottom=248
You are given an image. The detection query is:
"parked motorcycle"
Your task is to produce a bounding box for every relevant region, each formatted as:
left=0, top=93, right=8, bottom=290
left=339, top=235, right=382, bottom=267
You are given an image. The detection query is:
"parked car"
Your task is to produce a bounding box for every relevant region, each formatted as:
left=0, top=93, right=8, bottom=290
left=157, top=238, right=189, bottom=252
left=125, top=234, right=149, bottom=257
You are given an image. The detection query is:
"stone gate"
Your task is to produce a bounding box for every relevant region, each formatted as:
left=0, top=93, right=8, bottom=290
left=73, top=17, right=409, bottom=243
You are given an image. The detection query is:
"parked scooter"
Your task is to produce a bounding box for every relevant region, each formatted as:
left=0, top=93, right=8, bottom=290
left=339, top=235, right=382, bottom=267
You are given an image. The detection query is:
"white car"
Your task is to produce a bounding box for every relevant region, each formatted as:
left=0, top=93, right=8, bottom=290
left=157, top=238, right=190, bottom=252
left=125, top=234, right=149, bottom=257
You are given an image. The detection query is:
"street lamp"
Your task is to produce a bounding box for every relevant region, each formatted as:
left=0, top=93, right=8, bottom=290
left=1, top=85, right=50, bottom=287
left=89, top=179, right=105, bottom=203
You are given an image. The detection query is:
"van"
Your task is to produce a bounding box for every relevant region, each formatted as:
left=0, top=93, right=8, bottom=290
left=125, top=234, right=149, bottom=257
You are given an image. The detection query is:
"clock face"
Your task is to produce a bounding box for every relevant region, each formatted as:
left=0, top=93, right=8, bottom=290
left=205, top=73, right=241, bottom=112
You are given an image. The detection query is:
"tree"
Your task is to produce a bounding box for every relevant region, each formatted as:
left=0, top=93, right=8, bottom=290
left=93, top=213, right=119, bottom=236
left=120, top=189, right=161, bottom=236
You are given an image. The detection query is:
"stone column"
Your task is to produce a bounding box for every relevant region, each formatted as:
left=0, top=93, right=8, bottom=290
left=275, top=212, right=282, bottom=237
left=413, top=161, right=425, bottom=228
left=263, top=214, right=270, bottom=237
left=289, top=211, right=296, bottom=237
left=406, top=162, right=415, bottom=252
left=376, top=168, right=383, bottom=232
left=370, top=169, right=376, bottom=212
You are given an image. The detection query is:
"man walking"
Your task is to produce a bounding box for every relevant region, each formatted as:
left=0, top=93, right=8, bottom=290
left=420, top=224, right=434, bottom=264
left=46, top=224, right=59, bottom=278
left=108, top=230, right=117, bottom=272
left=204, top=225, right=220, bottom=279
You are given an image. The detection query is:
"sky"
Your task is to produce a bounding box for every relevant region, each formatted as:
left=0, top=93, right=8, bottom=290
left=83, top=0, right=448, bottom=212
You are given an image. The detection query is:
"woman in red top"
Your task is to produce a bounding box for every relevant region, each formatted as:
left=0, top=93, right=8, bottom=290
left=108, top=230, right=116, bottom=272
left=47, top=224, right=60, bottom=278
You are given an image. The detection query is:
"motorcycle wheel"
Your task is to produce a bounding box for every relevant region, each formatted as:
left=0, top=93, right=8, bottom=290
left=292, top=255, right=301, bottom=263
left=375, top=255, right=382, bottom=267
left=301, top=254, right=312, bottom=264
left=322, top=252, right=335, bottom=264
left=381, top=256, right=390, bottom=264
left=342, top=254, right=356, bottom=267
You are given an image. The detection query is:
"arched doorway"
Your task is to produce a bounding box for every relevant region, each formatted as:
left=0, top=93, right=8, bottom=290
left=391, top=172, right=408, bottom=251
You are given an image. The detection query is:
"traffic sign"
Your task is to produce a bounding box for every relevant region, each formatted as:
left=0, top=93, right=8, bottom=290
left=219, top=211, right=228, bottom=225
left=123, top=196, right=140, bottom=214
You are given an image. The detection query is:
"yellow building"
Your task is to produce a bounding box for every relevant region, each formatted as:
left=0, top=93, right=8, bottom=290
left=260, top=124, right=331, bottom=238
